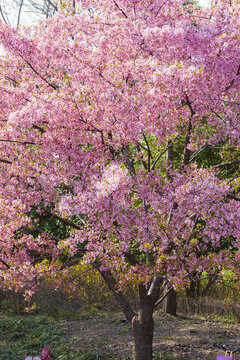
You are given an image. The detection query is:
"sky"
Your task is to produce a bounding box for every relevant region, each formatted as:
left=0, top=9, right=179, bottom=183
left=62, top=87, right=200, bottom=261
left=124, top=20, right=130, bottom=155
left=198, top=0, right=211, bottom=6
left=0, top=0, right=212, bottom=27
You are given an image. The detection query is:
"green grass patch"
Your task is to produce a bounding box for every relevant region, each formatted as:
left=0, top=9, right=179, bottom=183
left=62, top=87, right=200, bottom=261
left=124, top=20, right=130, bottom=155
left=0, top=315, right=133, bottom=360
left=0, top=315, right=71, bottom=360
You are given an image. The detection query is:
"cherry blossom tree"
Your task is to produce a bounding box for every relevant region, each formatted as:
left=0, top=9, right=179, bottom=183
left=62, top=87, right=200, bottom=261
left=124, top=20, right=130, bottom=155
left=0, top=1, right=240, bottom=359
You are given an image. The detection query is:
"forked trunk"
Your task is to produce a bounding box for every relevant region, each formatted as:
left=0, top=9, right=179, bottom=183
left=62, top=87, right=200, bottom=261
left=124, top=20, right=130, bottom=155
left=132, top=305, right=154, bottom=360
left=98, top=270, right=161, bottom=360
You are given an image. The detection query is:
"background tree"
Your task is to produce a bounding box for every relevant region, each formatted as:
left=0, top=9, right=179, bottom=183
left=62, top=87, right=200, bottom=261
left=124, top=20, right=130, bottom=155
left=0, top=0, right=59, bottom=26
left=0, top=1, right=240, bottom=360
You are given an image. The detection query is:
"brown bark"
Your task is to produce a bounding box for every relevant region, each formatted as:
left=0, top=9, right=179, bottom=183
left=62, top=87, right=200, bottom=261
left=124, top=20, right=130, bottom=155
left=131, top=278, right=162, bottom=360
left=162, top=286, right=177, bottom=316
left=132, top=305, right=154, bottom=360
left=98, top=267, right=162, bottom=360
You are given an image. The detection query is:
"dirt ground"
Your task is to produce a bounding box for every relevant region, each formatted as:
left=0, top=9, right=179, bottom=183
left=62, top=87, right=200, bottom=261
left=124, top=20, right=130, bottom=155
left=58, top=310, right=240, bottom=360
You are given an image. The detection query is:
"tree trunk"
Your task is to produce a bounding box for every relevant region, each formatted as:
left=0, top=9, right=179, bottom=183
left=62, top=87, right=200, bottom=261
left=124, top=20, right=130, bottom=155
left=162, top=287, right=177, bottom=316
left=98, top=269, right=162, bottom=360
left=132, top=305, right=154, bottom=360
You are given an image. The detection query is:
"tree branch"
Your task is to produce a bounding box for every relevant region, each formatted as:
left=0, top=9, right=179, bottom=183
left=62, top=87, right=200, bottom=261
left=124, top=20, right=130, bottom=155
left=167, top=140, right=173, bottom=181
left=122, top=145, right=136, bottom=177
left=151, top=146, right=169, bottom=171
left=185, top=215, right=199, bottom=246
left=97, top=267, right=136, bottom=322
left=142, top=132, right=152, bottom=171
left=224, top=63, right=240, bottom=92
left=136, top=143, right=148, bottom=170
left=46, top=0, right=58, bottom=12
left=17, top=0, right=24, bottom=26
left=189, top=144, right=208, bottom=162
left=154, top=285, right=173, bottom=308
left=0, top=139, right=36, bottom=145
left=124, top=251, right=138, bottom=265
left=147, top=276, right=163, bottom=303
left=167, top=201, right=178, bottom=224
left=0, top=258, right=10, bottom=269
left=212, top=159, right=240, bottom=169
left=0, top=158, right=12, bottom=164
left=59, top=257, right=84, bottom=270
left=25, top=61, right=58, bottom=91
left=113, top=1, right=128, bottom=18
left=32, top=124, right=46, bottom=133
left=181, top=94, right=195, bottom=169
left=22, top=226, right=62, bottom=242
left=226, top=193, right=240, bottom=201
left=0, top=5, right=10, bottom=25
left=43, top=210, right=83, bottom=230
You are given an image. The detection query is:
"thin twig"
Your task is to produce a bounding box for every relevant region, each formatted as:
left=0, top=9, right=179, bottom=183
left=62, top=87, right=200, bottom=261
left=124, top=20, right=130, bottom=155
left=212, top=159, right=240, bottom=169
left=17, top=0, right=24, bottom=26
left=113, top=0, right=128, bottom=18
left=151, top=146, right=169, bottom=171
left=0, top=5, right=10, bottom=25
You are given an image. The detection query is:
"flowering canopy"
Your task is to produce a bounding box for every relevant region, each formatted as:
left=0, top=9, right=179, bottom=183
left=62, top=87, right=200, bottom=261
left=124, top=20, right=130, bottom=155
left=0, top=0, right=240, bottom=295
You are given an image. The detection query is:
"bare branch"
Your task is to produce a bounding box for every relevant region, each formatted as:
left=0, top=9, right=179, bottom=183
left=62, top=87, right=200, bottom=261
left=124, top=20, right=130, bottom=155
left=189, top=144, right=207, bottom=162
left=23, top=226, right=62, bottom=242
left=151, top=146, right=169, bottom=171
left=155, top=1, right=167, bottom=16
left=0, top=5, right=10, bottom=25
left=17, top=0, right=24, bottom=26
left=137, top=141, right=148, bottom=152
left=212, top=159, right=240, bottom=169
left=45, top=0, right=58, bottom=13
left=113, top=0, right=128, bottom=18
left=136, top=143, right=148, bottom=170
left=124, top=251, right=138, bottom=265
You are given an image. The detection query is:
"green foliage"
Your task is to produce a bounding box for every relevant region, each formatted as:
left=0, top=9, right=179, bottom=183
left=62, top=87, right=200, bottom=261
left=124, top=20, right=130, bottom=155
left=0, top=315, right=132, bottom=360
left=28, top=202, right=70, bottom=241
left=0, top=315, right=68, bottom=360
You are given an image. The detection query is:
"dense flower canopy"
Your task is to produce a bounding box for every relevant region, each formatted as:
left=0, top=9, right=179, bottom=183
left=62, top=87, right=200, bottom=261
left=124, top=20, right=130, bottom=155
left=0, top=0, right=240, bottom=294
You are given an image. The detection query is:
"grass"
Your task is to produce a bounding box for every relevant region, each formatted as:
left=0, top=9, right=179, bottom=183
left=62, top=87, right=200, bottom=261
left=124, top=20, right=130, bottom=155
left=0, top=314, right=132, bottom=360
left=0, top=311, right=235, bottom=360
left=0, top=315, right=70, bottom=360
